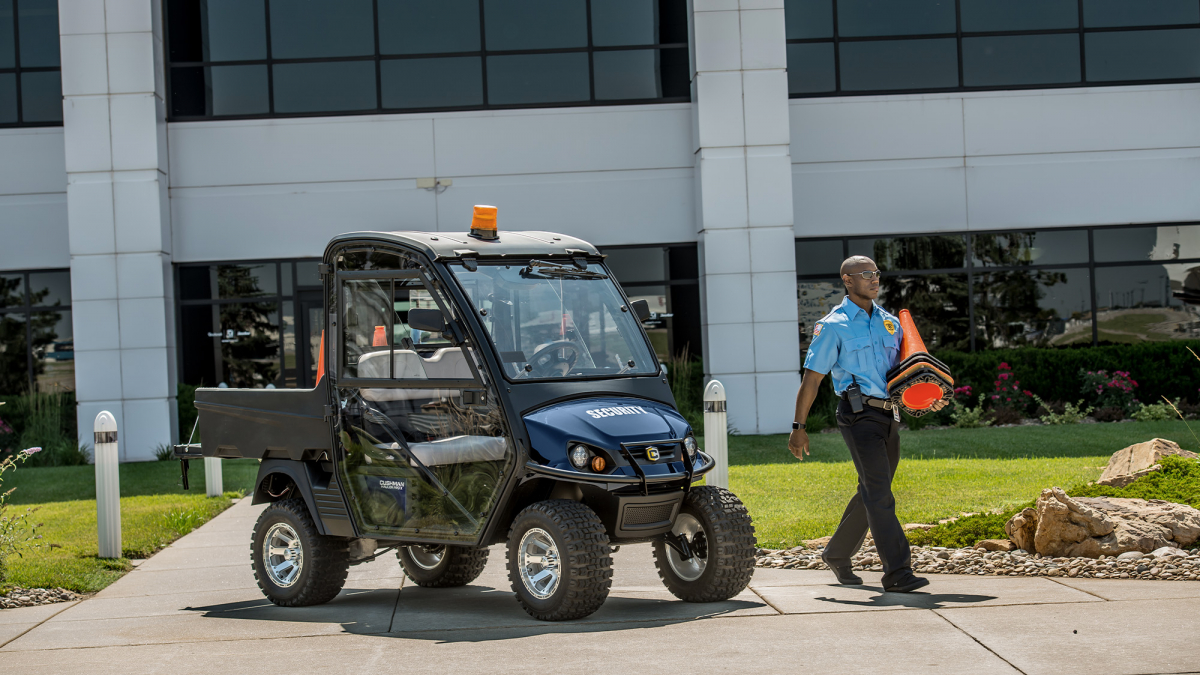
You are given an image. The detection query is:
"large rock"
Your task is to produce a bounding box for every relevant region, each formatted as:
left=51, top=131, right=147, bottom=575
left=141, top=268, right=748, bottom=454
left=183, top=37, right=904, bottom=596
left=1097, top=438, right=1198, bottom=487
left=1003, top=487, right=1200, bottom=558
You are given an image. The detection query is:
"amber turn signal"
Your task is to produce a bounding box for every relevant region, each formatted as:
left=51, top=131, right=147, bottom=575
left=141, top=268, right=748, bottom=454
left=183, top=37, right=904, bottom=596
left=590, top=456, right=606, bottom=472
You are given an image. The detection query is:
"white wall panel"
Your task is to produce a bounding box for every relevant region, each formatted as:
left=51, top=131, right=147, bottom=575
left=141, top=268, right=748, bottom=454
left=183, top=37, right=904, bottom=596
left=170, top=180, right=436, bottom=262
left=792, top=158, right=967, bottom=237
left=433, top=168, right=695, bottom=246
left=168, top=116, right=436, bottom=187
left=0, top=194, right=70, bottom=269
left=790, top=97, right=965, bottom=164
left=0, top=129, right=67, bottom=196
left=433, top=105, right=693, bottom=177
left=967, top=148, right=1200, bottom=230
left=964, top=84, right=1200, bottom=157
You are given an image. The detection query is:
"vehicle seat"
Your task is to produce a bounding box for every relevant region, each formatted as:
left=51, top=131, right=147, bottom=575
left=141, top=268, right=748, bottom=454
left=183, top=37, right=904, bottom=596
left=356, top=348, right=474, bottom=401
left=376, top=435, right=508, bottom=466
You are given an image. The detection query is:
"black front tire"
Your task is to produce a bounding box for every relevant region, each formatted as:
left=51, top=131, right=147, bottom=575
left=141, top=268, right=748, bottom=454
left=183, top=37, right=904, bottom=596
left=397, top=545, right=489, bottom=587
left=653, top=486, right=756, bottom=602
left=252, top=498, right=349, bottom=607
left=507, top=500, right=613, bottom=621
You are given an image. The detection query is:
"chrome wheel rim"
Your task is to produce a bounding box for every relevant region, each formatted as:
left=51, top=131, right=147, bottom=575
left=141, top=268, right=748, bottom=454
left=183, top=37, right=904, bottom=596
left=518, top=528, right=561, bottom=600
left=408, top=545, right=446, bottom=571
left=263, top=522, right=303, bottom=588
left=665, top=513, right=707, bottom=582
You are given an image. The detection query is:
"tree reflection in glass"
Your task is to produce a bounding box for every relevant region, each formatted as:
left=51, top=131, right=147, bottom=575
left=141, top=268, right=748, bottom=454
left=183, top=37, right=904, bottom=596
left=217, top=265, right=280, bottom=387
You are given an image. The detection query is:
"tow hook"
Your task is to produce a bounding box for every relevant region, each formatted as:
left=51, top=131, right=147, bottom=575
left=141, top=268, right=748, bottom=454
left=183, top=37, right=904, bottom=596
left=662, top=532, right=693, bottom=561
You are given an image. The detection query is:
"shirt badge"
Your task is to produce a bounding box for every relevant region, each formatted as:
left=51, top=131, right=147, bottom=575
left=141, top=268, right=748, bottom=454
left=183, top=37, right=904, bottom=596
left=812, top=323, right=823, bottom=338
left=883, top=319, right=896, bottom=335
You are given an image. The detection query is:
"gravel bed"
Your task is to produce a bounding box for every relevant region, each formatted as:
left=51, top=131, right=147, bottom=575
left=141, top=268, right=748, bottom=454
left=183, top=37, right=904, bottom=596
left=756, top=545, right=1200, bottom=581
left=0, top=587, right=82, bottom=609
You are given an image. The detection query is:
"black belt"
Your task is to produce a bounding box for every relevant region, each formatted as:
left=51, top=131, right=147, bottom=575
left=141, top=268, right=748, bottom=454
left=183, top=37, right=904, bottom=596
left=841, top=393, right=894, bottom=410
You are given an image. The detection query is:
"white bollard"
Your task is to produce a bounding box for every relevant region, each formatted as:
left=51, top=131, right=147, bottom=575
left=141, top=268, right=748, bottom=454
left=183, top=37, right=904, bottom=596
left=94, top=411, right=121, bottom=559
left=703, top=380, right=728, bottom=489
left=204, top=456, right=223, bottom=497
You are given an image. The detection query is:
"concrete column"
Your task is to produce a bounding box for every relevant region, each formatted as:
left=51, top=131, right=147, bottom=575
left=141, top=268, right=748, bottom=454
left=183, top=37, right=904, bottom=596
left=61, top=0, right=177, bottom=461
left=691, top=0, right=800, bottom=435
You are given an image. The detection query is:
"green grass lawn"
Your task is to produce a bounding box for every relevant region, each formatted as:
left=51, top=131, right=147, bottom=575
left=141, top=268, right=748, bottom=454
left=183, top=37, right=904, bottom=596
left=713, top=419, right=1200, bottom=548
left=2, top=459, right=260, bottom=593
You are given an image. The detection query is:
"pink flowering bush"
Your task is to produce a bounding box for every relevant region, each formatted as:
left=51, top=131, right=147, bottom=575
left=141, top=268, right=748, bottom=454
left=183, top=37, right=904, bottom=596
left=991, top=362, right=1036, bottom=414
left=1080, top=369, right=1139, bottom=413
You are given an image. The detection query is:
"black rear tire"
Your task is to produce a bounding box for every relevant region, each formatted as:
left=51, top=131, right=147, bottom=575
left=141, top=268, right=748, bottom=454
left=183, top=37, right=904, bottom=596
left=397, top=545, right=489, bottom=587
left=653, top=486, right=756, bottom=602
left=507, top=500, right=612, bottom=621
left=252, top=498, right=349, bottom=607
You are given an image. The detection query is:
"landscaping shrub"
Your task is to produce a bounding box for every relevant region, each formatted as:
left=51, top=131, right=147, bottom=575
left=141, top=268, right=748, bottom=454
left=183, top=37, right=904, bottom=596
left=934, top=341, right=1200, bottom=408
left=950, top=394, right=992, bottom=429
left=990, top=362, right=1035, bottom=414
left=1131, top=400, right=1176, bottom=422
left=1081, top=369, right=1139, bottom=413
left=0, top=447, right=42, bottom=584
left=178, top=383, right=200, bottom=443
left=1, top=394, right=88, bottom=467
left=1092, top=406, right=1127, bottom=423
left=907, top=511, right=1019, bottom=548
left=1033, top=399, right=1066, bottom=417
left=907, top=456, right=1200, bottom=546
left=1032, top=395, right=1092, bottom=425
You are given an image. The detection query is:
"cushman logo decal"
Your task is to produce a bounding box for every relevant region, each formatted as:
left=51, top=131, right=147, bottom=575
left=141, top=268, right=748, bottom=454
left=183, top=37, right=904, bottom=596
left=586, top=406, right=649, bottom=419
left=377, top=480, right=405, bottom=491
left=645, top=447, right=661, bottom=461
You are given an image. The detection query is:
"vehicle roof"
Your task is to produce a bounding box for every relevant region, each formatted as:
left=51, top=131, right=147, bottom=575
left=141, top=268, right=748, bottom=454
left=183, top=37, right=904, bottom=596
left=326, top=230, right=602, bottom=261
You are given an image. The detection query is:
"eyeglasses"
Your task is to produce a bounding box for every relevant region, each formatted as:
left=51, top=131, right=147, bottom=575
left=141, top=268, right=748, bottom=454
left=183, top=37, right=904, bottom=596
left=844, top=270, right=882, bottom=280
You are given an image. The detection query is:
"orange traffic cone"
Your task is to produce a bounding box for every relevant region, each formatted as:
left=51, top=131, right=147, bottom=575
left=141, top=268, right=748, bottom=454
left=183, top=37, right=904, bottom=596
left=886, top=310, right=955, bottom=417
left=372, top=325, right=388, bottom=347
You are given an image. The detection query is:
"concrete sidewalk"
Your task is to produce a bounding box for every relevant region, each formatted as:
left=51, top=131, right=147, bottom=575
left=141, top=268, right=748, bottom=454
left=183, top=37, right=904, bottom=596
left=3, top=499, right=1198, bottom=675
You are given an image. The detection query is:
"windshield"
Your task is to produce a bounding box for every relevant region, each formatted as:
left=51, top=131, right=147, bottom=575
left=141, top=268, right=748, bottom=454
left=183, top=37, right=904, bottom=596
left=450, top=261, right=658, bottom=380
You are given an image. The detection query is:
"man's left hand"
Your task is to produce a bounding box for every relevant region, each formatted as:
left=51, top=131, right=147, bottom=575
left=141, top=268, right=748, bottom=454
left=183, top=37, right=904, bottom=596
left=930, top=398, right=949, bottom=412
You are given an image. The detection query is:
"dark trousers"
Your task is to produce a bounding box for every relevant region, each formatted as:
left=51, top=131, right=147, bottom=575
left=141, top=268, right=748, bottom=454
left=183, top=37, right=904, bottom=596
left=823, top=399, right=911, bottom=586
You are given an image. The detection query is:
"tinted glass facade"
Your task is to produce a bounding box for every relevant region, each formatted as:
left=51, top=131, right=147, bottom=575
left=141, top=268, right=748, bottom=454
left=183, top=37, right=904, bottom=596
left=797, top=223, right=1200, bottom=355
left=0, top=269, right=72, bottom=395
left=166, top=0, right=690, bottom=120
left=177, top=259, right=323, bottom=389
left=785, top=0, right=1200, bottom=96
left=0, top=0, right=62, bottom=126
left=600, top=243, right=701, bottom=361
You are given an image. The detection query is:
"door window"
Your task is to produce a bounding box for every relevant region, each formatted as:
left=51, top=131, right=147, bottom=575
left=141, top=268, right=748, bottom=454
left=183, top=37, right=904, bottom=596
left=335, top=265, right=510, bottom=542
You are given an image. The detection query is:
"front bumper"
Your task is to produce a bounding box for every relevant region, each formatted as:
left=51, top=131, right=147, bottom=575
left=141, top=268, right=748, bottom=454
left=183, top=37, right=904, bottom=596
left=523, top=451, right=715, bottom=493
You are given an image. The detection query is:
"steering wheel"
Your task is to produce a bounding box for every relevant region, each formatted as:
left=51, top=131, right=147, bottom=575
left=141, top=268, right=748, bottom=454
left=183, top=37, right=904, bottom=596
left=526, top=340, right=580, bottom=377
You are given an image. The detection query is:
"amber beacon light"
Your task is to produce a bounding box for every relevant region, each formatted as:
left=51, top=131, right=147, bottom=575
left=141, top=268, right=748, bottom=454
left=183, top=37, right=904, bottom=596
left=470, top=205, right=498, bottom=239
left=885, top=309, right=955, bottom=417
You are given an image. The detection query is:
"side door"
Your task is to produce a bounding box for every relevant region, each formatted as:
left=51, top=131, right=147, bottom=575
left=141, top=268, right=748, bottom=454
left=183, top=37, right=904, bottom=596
left=333, top=267, right=512, bottom=544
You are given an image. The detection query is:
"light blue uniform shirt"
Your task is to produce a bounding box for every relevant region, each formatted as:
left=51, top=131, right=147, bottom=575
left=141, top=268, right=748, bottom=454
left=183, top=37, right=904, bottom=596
left=803, top=295, right=904, bottom=399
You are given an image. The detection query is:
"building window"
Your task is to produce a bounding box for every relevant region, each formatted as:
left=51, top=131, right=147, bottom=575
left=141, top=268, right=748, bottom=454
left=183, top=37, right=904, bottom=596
left=165, top=0, right=690, bottom=120
left=797, top=222, right=1200, bottom=354
left=785, top=0, right=1200, bottom=97
left=0, top=0, right=62, bottom=127
left=177, top=259, right=323, bottom=389
left=0, top=269, right=72, bottom=394
left=598, top=243, right=700, bottom=361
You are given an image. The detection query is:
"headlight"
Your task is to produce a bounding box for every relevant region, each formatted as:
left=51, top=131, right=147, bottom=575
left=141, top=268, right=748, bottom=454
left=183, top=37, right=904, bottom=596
left=684, top=436, right=698, bottom=458
left=569, top=444, right=590, bottom=470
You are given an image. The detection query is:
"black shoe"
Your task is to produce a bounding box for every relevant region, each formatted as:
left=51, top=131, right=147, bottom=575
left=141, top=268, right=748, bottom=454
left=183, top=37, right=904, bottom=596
left=884, top=573, right=930, bottom=593
left=821, top=554, right=863, bottom=585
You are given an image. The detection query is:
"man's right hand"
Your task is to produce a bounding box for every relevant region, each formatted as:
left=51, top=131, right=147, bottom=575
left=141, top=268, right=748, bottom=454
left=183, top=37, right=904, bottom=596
left=788, top=429, right=810, bottom=461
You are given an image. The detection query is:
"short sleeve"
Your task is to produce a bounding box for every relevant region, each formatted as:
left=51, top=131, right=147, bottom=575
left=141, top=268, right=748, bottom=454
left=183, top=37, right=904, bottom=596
left=803, top=321, right=839, bottom=374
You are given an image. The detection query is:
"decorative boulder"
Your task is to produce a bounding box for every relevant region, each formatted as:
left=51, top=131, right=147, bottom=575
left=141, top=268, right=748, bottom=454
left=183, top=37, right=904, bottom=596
left=1003, top=487, right=1200, bottom=558
left=1097, top=438, right=1198, bottom=488
left=975, top=539, right=1017, bottom=552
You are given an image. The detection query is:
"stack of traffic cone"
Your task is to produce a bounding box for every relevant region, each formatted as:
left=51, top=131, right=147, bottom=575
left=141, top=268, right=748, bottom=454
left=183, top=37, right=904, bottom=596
left=886, top=310, right=954, bottom=417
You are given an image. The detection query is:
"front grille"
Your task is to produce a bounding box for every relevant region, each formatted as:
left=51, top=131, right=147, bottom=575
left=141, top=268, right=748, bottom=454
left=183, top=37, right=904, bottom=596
left=630, top=444, right=677, bottom=461
left=623, top=503, right=674, bottom=527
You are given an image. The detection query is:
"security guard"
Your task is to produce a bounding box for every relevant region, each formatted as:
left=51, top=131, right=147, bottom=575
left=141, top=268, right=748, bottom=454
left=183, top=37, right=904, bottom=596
left=788, top=255, right=946, bottom=593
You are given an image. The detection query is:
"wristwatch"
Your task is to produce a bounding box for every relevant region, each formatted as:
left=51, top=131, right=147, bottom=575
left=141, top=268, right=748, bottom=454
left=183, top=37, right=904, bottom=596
left=792, top=422, right=805, bottom=430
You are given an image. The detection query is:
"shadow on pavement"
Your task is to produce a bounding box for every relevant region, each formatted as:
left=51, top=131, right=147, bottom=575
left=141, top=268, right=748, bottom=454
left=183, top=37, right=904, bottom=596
left=184, top=585, right=766, bottom=642
left=814, top=587, right=997, bottom=610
